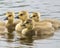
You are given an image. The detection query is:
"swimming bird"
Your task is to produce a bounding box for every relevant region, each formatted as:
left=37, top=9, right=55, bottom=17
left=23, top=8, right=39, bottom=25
left=20, top=19, right=35, bottom=39
left=4, top=11, right=18, bottom=33
left=30, top=12, right=60, bottom=30
left=30, top=12, right=54, bottom=36
left=15, top=11, right=29, bottom=38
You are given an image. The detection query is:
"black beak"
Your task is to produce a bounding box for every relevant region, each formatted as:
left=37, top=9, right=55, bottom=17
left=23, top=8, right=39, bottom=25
left=4, top=17, right=8, bottom=20
left=15, top=16, right=19, bottom=19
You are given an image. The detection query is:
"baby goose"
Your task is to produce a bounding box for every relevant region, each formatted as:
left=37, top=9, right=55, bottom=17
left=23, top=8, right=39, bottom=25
left=30, top=12, right=54, bottom=36
left=5, top=11, right=17, bottom=33
left=31, top=12, right=60, bottom=30
left=31, top=12, right=54, bottom=36
left=21, top=19, right=35, bottom=39
left=15, top=11, right=29, bottom=37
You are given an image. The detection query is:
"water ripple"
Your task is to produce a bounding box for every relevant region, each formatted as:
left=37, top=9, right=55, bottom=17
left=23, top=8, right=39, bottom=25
left=43, top=3, right=50, bottom=5
left=15, top=0, right=25, bottom=3
left=8, top=5, right=30, bottom=8
left=54, top=5, right=60, bottom=7
left=51, top=11, right=60, bottom=13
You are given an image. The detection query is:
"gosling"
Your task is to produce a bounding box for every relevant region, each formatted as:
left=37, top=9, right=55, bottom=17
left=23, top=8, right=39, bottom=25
left=15, top=11, right=29, bottom=37
left=30, top=12, right=60, bottom=30
left=30, top=12, right=54, bottom=36
left=20, top=19, right=35, bottom=39
left=31, top=12, right=60, bottom=30
left=4, top=11, right=18, bottom=33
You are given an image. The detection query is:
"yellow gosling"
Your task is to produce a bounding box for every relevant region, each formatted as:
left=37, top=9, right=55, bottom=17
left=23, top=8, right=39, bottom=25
left=31, top=12, right=54, bottom=36
left=5, top=11, right=18, bottom=33
left=21, top=19, right=35, bottom=39
left=31, top=12, right=60, bottom=30
left=15, top=11, right=29, bottom=37
left=31, top=12, right=54, bottom=30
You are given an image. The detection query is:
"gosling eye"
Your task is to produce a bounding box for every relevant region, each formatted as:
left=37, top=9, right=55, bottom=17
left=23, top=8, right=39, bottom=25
left=8, top=15, right=12, bottom=17
left=33, top=15, right=36, bottom=17
left=19, top=14, right=24, bottom=16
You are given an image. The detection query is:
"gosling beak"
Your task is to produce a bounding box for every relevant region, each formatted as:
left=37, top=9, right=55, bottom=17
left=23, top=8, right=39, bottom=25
left=4, top=17, right=8, bottom=20
left=15, top=16, right=19, bottom=19
left=21, top=23, right=26, bottom=28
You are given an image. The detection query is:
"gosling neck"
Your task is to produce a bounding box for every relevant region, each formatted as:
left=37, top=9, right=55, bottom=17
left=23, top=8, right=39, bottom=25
left=8, top=19, right=14, bottom=24
left=22, top=18, right=28, bottom=23
left=22, top=20, right=25, bottom=23
left=27, top=26, right=32, bottom=30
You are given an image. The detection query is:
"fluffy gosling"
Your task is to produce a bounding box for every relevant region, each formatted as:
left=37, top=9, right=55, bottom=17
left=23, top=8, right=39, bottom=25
left=30, top=12, right=60, bottom=30
left=4, top=11, right=17, bottom=33
left=21, top=19, right=35, bottom=39
left=15, top=11, right=29, bottom=37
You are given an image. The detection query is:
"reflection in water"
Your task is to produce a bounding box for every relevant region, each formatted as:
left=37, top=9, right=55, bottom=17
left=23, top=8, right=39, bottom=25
left=6, top=33, right=14, bottom=42
left=33, top=33, right=54, bottom=40
left=20, top=38, right=34, bottom=46
left=0, top=31, right=54, bottom=48
left=18, top=33, right=54, bottom=46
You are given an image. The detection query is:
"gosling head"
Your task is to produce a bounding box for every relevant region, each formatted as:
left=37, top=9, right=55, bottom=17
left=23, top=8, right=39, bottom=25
left=23, top=19, right=33, bottom=29
left=16, top=11, right=29, bottom=22
left=30, top=12, right=40, bottom=22
left=4, top=11, right=14, bottom=20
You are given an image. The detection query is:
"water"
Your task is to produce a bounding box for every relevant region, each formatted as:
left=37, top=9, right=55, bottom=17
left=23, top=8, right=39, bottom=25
left=0, top=0, right=60, bottom=48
